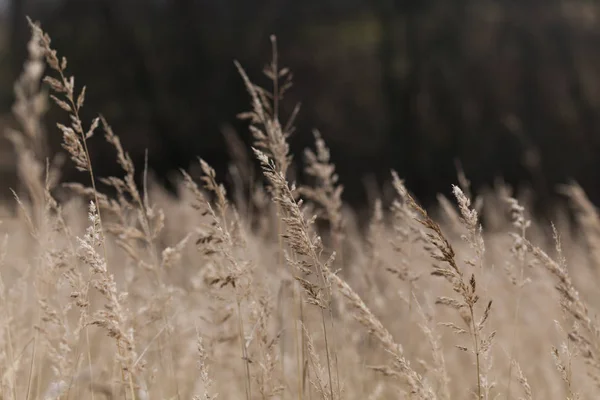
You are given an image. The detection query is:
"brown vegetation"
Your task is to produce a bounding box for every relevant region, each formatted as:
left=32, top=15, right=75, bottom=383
left=1, top=20, right=600, bottom=400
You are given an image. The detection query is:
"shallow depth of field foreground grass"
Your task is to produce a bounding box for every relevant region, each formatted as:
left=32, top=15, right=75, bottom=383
left=2, top=20, right=600, bottom=400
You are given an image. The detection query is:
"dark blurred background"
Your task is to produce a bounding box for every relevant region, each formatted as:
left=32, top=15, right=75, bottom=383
left=0, top=0, right=599, bottom=217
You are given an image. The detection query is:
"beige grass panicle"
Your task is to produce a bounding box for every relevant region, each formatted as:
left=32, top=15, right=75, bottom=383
left=6, top=19, right=600, bottom=400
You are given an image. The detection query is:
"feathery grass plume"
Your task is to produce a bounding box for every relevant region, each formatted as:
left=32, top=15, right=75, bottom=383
left=252, top=149, right=332, bottom=300
left=36, top=296, right=77, bottom=398
left=6, top=24, right=48, bottom=161
left=234, top=36, right=298, bottom=324
left=197, top=158, right=240, bottom=239
left=504, top=196, right=532, bottom=400
left=392, top=170, right=494, bottom=399
left=376, top=175, right=423, bottom=362
left=384, top=176, right=425, bottom=358
left=235, top=36, right=296, bottom=180
left=235, top=39, right=329, bottom=399
left=5, top=20, right=65, bottom=236
left=552, top=320, right=580, bottom=399
left=247, top=288, right=285, bottom=399
left=509, top=358, right=532, bottom=400
left=524, top=225, right=600, bottom=388
left=559, top=183, right=600, bottom=274
left=65, top=118, right=166, bottom=284
left=160, top=233, right=193, bottom=270
left=390, top=173, right=428, bottom=248
left=504, top=197, right=532, bottom=287
left=437, top=193, right=465, bottom=238
left=258, top=145, right=433, bottom=397
left=78, top=201, right=139, bottom=398
left=455, top=161, right=473, bottom=203
left=5, top=24, right=91, bottom=399
left=193, top=334, right=218, bottom=400
left=36, top=170, right=96, bottom=398
left=24, top=26, right=123, bottom=391
left=363, top=199, right=394, bottom=308
left=413, top=297, right=451, bottom=400
left=241, top=30, right=337, bottom=369
left=388, top=174, right=423, bottom=287
left=182, top=160, right=254, bottom=399
left=327, top=270, right=437, bottom=399
left=452, top=185, right=485, bottom=270
left=302, top=323, right=341, bottom=400
left=181, top=160, right=248, bottom=282
left=253, top=147, right=339, bottom=398
left=298, top=130, right=345, bottom=255
left=4, top=22, right=52, bottom=226
left=302, top=323, right=329, bottom=399
left=27, top=18, right=100, bottom=194
left=452, top=185, right=496, bottom=397
left=34, top=205, right=87, bottom=397
left=28, top=19, right=169, bottom=396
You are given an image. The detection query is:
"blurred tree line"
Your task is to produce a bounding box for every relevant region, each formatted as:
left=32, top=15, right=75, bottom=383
left=1, top=0, right=600, bottom=216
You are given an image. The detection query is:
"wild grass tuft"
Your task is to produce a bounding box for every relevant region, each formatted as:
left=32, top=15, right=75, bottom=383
left=2, top=18, right=600, bottom=400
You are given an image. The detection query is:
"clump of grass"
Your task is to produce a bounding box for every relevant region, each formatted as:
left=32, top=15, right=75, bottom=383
left=298, top=130, right=345, bottom=256
left=4, top=18, right=600, bottom=400
left=393, top=172, right=495, bottom=399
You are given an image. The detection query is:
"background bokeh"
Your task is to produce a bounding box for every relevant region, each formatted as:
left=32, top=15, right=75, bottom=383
left=1, top=0, right=599, bottom=217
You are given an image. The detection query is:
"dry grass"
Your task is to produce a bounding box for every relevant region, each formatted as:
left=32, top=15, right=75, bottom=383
left=1, top=20, right=600, bottom=400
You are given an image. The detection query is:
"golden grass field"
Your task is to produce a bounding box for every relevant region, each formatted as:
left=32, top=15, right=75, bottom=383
left=1, top=19, right=600, bottom=400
